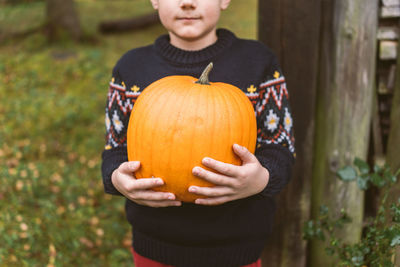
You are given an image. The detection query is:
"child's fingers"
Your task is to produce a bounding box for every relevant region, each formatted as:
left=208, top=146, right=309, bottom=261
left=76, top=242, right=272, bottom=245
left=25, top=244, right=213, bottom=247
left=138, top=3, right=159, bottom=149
left=119, top=161, right=140, bottom=173
left=232, top=144, right=257, bottom=164
left=192, top=166, right=236, bottom=187
left=137, top=199, right=182, bottom=208
left=188, top=185, right=233, bottom=197
left=194, top=196, right=232, bottom=206
left=128, top=177, right=164, bottom=190
left=131, top=190, right=176, bottom=201
left=201, top=157, right=239, bottom=177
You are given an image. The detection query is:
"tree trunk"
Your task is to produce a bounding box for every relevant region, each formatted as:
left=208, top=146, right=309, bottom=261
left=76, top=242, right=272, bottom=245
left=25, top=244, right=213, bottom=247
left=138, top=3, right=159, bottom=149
left=98, top=12, right=159, bottom=34
left=46, top=0, right=82, bottom=41
left=258, top=1, right=321, bottom=266
left=309, top=1, right=378, bottom=266
left=386, top=30, right=400, bottom=266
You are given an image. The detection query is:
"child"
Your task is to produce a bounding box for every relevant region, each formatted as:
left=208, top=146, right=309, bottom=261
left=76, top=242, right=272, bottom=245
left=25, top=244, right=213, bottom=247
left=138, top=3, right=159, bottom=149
left=101, top=0, right=295, bottom=266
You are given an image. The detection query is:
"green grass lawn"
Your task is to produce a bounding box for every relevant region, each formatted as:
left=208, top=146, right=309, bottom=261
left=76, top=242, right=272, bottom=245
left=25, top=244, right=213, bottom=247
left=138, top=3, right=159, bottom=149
left=0, top=0, right=257, bottom=265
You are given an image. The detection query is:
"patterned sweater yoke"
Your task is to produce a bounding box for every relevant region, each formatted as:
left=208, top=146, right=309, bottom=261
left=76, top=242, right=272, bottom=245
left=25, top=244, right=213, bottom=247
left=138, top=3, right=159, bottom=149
left=101, top=28, right=295, bottom=267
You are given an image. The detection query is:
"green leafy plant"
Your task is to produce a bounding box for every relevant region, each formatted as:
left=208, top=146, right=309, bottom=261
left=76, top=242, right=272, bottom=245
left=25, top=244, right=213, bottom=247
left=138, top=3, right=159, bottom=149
left=303, top=158, right=400, bottom=267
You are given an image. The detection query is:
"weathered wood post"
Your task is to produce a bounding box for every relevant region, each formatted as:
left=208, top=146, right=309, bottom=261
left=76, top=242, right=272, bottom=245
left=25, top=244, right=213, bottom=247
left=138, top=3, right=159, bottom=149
left=386, top=30, right=400, bottom=265
left=309, top=0, right=378, bottom=266
left=258, top=1, right=321, bottom=266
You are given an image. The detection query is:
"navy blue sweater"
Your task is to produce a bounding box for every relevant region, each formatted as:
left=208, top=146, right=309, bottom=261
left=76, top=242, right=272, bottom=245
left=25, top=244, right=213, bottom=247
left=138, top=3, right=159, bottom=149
left=101, top=29, right=295, bottom=267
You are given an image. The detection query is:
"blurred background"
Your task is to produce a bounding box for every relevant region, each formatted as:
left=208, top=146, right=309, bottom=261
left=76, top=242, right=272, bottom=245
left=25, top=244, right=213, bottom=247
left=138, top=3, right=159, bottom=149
left=0, top=0, right=257, bottom=266
left=1, top=0, right=400, bottom=267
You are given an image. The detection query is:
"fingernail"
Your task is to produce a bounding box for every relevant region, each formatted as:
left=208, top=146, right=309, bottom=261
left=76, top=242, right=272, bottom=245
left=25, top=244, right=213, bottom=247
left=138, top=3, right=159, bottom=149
left=202, top=157, right=210, bottom=164
left=189, top=186, right=197, bottom=193
left=175, top=202, right=182, bottom=206
left=155, top=179, right=163, bottom=185
left=131, top=161, right=139, bottom=167
left=168, top=194, right=175, bottom=200
left=192, top=167, right=200, bottom=175
left=235, top=144, right=245, bottom=151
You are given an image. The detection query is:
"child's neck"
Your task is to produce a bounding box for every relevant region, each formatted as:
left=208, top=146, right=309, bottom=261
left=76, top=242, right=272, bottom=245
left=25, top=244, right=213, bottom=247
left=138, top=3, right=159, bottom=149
left=168, top=30, right=218, bottom=51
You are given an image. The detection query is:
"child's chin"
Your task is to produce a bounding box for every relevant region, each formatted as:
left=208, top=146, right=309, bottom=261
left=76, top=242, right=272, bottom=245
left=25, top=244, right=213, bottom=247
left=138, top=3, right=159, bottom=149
left=177, top=30, right=202, bottom=40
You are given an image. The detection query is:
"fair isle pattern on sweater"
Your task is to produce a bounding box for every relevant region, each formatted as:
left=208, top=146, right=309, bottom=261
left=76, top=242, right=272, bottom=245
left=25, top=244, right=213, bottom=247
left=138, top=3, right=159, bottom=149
left=105, top=78, right=141, bottom=149
left=245, top=71, right=294, bottom=154
left=105, top=71, right=295, bottom=155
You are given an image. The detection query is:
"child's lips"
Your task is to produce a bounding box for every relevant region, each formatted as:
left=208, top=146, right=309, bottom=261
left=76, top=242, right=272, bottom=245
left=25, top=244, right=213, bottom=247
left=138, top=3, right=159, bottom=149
left=177, top=17, right=201, bottom=22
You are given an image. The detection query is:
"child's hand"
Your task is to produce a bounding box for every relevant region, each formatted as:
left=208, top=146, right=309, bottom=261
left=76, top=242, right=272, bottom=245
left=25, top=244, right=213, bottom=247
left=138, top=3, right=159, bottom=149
left=111, top=161, right=181, bottom=207
left=190, top=144, right=269, bottom=205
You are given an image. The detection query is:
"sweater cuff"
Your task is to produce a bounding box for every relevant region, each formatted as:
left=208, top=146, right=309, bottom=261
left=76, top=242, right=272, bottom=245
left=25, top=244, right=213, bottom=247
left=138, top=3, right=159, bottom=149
left=255, top=144, right=294, bottom=197
left=101, top=147, right=128, bottom=196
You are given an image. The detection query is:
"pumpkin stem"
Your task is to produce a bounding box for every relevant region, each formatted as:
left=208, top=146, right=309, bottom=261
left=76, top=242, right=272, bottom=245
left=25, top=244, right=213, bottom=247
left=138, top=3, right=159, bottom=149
left=195, top=62, right=213, bottom=85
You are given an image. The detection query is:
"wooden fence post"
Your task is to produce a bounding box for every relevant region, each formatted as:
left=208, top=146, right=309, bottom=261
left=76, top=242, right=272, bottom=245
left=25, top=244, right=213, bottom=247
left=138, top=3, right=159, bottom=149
left=309, top=0, right=378, bottom=266
left=258, top=1, right=321, bottom=266
left=386, top=26, right=400, bottom=265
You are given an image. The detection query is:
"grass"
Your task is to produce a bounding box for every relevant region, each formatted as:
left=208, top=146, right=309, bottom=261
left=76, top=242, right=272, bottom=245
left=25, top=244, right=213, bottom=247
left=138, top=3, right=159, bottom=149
left=0, top=0, right=257, bottom=266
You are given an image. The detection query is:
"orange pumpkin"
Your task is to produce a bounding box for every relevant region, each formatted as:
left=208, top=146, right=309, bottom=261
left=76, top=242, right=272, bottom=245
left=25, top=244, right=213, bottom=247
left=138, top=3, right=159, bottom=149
left=127, top=63, right=257, bottom=202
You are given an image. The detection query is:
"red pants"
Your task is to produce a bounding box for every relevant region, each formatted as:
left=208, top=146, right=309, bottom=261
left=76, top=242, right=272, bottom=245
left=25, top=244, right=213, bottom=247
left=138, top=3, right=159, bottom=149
left=131, top=247, right=262, bottom=267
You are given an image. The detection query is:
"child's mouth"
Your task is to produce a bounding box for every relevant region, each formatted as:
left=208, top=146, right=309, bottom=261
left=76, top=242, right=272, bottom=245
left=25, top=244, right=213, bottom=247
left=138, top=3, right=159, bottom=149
left=177, top=17, right=201, bottom=22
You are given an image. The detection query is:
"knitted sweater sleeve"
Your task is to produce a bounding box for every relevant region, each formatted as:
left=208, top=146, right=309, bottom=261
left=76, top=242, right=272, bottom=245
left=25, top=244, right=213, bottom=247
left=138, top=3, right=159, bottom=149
left=100, top=66, right=130, bottom=196
left=254, top=56, right=295, bottom=197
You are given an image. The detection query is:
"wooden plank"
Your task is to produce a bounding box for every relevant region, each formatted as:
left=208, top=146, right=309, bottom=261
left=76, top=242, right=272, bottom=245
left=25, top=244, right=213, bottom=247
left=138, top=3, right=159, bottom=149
left=387, top=64, right=397, bottom=90
left=309, top=0, right=378, bottom=266
left=378, top=64, right=396, bottom=94
left=377, top=27, right=398, bottom=40
left=258, top=0, right=321, bottom=266
left=380, top=40, right=398, bottom=59
left=382, top=0, right=400, bottom=6
left=381, top=6, right=400, bottom=18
